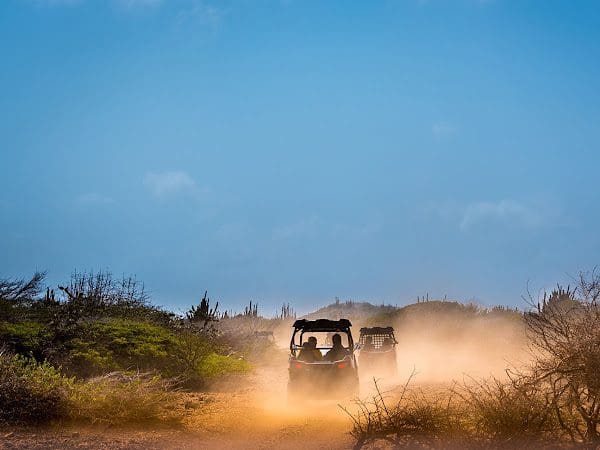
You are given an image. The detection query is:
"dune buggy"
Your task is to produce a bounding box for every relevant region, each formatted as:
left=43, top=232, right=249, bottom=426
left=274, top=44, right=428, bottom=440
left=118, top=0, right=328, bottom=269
left=357, top=326, right=398, bottom=376
left=253, top=330, right=275, bottom=342
left=287, top=319, right=359, bottom=400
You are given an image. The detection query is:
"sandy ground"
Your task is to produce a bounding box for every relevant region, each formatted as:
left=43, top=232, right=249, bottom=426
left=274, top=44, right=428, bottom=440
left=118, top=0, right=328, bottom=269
left=0, top=356, right=356, bottom=450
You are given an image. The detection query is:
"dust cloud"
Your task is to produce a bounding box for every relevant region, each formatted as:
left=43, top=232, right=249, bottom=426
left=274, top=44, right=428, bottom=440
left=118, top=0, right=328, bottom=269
left=190, top=304, right=530, bottom=449
left=358, top=309, right=529, bottom=388
left=268, top=304, right=528, bottom=389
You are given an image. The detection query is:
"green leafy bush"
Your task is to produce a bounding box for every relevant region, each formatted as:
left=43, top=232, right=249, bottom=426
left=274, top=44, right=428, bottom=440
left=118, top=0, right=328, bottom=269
left=66, top=319, right=175, bottom=376
left=0, top=322, right=52, bottom=358
left=0, top=352, right=181, bottom=426
left=0, top=352, right=71, bottom=424
left=197, top=352, right=251, bottom=379
left=65, top=319, right=247, bottom=386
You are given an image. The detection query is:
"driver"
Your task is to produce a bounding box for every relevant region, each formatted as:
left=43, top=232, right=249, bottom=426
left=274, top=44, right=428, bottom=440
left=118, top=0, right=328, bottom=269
left=297, top=341, right=315, bottom=362
left=324, top=333, right=349, bottom=361
left=308, top=336, right=323, bottom=361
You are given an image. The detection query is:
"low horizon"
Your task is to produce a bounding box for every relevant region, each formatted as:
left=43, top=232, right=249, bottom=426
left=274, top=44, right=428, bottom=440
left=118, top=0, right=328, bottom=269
left=8, top=267, right=568, bottom=317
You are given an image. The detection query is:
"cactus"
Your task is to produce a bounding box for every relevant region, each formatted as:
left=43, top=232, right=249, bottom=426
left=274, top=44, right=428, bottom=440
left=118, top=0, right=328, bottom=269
left=539, top=284, right=577, bottom=312
left=276, top=302, right=295, bottom=319
left=243, top=300, right=258, bottom=317
left=186, top=291, right=220, bottom=326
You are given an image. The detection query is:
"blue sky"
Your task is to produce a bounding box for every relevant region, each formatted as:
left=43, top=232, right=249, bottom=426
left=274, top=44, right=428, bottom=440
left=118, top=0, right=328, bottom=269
left=1, top=0, right=599, bottom=314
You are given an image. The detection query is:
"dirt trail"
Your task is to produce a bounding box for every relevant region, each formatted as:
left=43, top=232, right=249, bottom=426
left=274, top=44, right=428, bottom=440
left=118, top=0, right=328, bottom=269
left=185, top=362, right=354, bottom=449
left=0, top=358, right=355, bottom=450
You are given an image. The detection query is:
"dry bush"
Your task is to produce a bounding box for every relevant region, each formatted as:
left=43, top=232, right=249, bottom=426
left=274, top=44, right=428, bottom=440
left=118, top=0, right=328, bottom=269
left=341, top=373, right=468, bottom=449
left=344, top=374, right=566, bottom=449
left=0, top=272, right=46, bottom=322
left=455, top=375, right=558, bottom=444
left=525, top=272, right=600, bottom=443
left=344, top=271, right=600, bottom=448
left=68, top=372, right=179, bottom=425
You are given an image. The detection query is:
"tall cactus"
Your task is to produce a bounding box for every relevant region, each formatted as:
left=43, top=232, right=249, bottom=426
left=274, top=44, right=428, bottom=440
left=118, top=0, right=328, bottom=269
left=186, top=291, right=220, bottom=327
left=277, top=302, right=295, bottom=319
left=539, top=284, right=577, bottom=312
left=243, top=300, right=258, bottom=317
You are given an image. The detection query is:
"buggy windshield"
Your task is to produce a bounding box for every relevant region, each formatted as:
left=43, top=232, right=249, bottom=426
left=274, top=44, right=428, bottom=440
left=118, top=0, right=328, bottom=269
left=289, top=319, right=354, bottom=358
left=291, top=331, right=351, bottom=351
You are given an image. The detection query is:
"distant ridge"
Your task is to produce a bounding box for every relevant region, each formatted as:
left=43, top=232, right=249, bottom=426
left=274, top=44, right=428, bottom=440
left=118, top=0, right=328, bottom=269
left=301, top=299, right=520, bottom=325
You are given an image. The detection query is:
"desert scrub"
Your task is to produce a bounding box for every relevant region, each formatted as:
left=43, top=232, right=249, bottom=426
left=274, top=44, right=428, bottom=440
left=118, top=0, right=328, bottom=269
left=0, top=352, right=181, bottom=426
left=455, top=375, right=558, bottom=443
left=341, top=375, right=468, bottom=449
left=196, top=352, right=251, bottom=378
left=169, top=331, right=251, bottom=387
left=66, top=319, right=175, bottom=376
left=0, top=321, right=52, bottom=359
left=0, top=352, right=71, bottom=424
left=65, top=319, right=247, bottom=385
left=344, top=375, right=561, bottom=449
left=68, top=372, right=179, bottom=425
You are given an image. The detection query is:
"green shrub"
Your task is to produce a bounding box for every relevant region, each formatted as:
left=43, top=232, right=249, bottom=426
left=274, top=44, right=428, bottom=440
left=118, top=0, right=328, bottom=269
left=0, top=321, right=52, bottom=358
left=0, top=352, right=71, bottom=424
left=169, top=331, right=251, bottom=387
left=67, top=319, right=175, bottom=376
left=66, top=320, right=249, bottom=386
left=197, top=353, right=251, bottom=379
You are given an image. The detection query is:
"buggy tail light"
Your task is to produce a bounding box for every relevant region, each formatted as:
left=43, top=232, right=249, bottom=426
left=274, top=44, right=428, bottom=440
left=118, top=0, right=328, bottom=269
left=293, top=362, right=304, bottom=369
left=336, top=362, right=347, bottom=369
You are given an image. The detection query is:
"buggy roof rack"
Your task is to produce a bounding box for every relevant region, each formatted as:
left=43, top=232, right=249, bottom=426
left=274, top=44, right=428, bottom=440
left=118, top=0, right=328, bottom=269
left=293, top=318, right=352, bottom=331
left=359, top=326, right=394, bottom=335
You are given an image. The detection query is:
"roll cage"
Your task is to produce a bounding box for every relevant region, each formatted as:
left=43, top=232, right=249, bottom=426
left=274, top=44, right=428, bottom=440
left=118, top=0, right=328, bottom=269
left=358, top=326, right=397, bottom=350
left=290, top=319, right=354, bottom=357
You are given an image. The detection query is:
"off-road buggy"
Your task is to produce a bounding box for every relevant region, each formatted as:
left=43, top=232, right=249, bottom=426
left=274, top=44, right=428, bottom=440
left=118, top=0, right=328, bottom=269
left=253, top=330, right=275, bottom=343
left=287, top=319, right=359, bottom=400
left=357, top=326, right=398, bottom=376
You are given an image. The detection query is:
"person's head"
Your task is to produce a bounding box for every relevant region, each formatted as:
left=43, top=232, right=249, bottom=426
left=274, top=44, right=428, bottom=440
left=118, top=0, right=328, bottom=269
left=308, top=336, right=318, bottom=348
left=302, top=342, right=312, bottom=350
left=332, top=333, right=342, bottom=346
left=382, top=337, right=392, bottom=347
left=365, top=336, right=373, bottom=344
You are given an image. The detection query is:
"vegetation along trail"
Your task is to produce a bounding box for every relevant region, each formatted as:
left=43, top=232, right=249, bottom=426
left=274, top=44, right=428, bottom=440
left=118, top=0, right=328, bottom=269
left=0, top=353, right=354, bottom=450
left=5, top=271, right=600, bottom=449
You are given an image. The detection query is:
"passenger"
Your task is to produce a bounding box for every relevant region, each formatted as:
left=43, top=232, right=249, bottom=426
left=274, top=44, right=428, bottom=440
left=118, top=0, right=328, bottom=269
left=326, top=332, right=334, bottom=346
left=381, top=337, right=393, bottom=351
left=324, top=333, right=349, bottom=362
left=297, top=341, right=315, bottom=362
left=308, top=336, right=323, bottom=361
left=363, top=336, right=375, bottom=352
